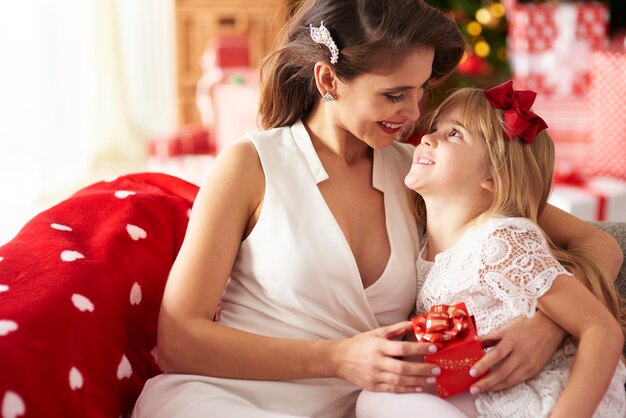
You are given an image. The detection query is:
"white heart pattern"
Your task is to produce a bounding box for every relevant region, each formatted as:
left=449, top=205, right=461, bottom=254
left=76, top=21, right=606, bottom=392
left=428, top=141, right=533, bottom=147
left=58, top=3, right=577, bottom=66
left=104, top=175, right=119, bottom=183
left=0, top=285, right=8, bottom=293
left=0, top=320, right=18, bottom=336
left=60, top=250, right=85, bottom=262
left=117, top=355, right=132, bottom=380
left=0, top=257, right=3, bottom=262
left=130, top=282, right=142, bottom=305
left=69, top=367, right=83, bottom=390
left=1, top=390, right=25, bottom=418
left=126, top=224, right=147, bottom=241
left=51, top=223, right=72, bottom=231
left=71, top=294, right=94, bottom=312
left=114, top=190, right=136, bottom=199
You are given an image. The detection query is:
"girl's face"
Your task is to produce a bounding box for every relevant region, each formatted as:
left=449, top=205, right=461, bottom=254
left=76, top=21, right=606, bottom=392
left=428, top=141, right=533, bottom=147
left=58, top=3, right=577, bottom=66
left=404, top=104, right=490, bottom=198
left=333, top=48, right=435, bottom=149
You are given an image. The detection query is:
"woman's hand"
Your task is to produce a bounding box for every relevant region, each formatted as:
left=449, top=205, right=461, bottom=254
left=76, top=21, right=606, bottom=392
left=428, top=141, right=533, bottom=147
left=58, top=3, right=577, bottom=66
left=468, top=311, right=566, bottom=393
left=333, top=321, right=441, bottom=393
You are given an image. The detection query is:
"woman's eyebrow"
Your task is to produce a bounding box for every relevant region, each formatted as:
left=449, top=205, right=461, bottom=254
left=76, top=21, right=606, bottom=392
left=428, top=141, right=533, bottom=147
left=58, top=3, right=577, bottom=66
left=380, top=85, right=416, bottom=92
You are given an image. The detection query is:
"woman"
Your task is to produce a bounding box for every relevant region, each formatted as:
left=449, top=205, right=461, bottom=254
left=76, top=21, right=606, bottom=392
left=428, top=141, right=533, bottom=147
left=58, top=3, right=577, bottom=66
left=132, top=1, right=623, bottom=417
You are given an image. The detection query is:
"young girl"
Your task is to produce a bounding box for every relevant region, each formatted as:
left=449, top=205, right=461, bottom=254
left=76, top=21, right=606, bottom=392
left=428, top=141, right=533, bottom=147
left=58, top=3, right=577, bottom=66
left=357, top=81, right=626, bottom=417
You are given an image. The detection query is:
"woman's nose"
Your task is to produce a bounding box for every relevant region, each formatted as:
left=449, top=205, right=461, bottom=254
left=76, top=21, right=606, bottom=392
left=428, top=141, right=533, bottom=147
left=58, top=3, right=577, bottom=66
left=400, top=93, right=421, bottom=121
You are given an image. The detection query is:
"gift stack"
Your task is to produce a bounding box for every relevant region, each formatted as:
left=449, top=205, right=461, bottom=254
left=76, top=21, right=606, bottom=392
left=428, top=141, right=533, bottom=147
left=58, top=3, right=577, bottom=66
left=507, top=1, right=609, bottom=171
left=589, top=49, right=626, bottom=181
left=147, top=125, right=215, bottom=186
left=196, top=35, right=261, bottom=154
left=507, top=1, right=626, bottom=221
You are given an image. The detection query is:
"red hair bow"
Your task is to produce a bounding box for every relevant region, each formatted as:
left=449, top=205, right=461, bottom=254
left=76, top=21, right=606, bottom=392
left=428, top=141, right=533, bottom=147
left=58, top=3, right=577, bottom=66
left=483, top=80, right=548, bottom=144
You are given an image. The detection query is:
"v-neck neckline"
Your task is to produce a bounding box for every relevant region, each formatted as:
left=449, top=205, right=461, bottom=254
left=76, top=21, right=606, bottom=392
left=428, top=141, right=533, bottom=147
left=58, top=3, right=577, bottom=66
left=290, top=120, right=393, bottom=290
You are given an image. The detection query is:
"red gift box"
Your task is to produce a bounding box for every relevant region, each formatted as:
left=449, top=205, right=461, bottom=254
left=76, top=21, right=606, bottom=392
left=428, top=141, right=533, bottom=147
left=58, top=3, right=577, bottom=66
left=507, top=2, right=609, bottom=97
left=148, top=125, right=213, bottom=158
left=412, top=303, right=486, bottom=398
left=589, top=50, right=626, bottom=180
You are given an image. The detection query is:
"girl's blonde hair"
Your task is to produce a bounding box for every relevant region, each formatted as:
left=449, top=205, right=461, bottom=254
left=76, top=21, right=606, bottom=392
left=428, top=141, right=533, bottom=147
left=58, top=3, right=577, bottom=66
left=411, top=87, right=625, bottom=328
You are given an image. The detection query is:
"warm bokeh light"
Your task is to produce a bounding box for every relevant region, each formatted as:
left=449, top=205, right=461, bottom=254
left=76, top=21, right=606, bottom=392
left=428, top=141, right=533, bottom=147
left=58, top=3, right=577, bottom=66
left=475, top=8, right=492, bottom=25
left=474, top=40, right=491, bottom=57
left=497, top=46, right=507, bottom=61
left=466, top=21, right=483, bottom=37
left=490, top=2, right=506, bottom=18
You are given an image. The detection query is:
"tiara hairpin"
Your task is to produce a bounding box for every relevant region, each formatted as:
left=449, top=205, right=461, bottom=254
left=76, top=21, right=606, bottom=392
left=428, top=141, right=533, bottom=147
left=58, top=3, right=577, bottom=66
left=309, top=21, right=339, bottom=64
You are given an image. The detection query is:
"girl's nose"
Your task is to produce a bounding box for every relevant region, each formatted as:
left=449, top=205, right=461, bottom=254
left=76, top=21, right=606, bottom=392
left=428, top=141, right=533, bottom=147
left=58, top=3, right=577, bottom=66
left=421, top=132, right=435, bottom=147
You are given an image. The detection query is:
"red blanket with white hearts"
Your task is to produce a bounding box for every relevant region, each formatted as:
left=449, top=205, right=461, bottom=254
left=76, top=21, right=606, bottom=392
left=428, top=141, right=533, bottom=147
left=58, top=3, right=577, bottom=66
left=0, top=172, right=199, bottom=418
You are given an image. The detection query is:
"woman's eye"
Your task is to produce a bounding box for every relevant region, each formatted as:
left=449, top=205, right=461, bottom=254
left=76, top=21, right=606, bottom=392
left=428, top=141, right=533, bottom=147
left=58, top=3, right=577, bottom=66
left=384, top=93, right=405, bottom=104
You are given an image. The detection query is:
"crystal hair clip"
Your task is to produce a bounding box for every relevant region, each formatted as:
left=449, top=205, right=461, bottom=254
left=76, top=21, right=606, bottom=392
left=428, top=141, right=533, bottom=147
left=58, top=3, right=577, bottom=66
left=309, top=21, right=339, bottom=64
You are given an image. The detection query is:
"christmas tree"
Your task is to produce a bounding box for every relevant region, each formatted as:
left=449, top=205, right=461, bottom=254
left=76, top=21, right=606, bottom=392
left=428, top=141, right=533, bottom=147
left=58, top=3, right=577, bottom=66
left=424, top=0, right=511, bottom=106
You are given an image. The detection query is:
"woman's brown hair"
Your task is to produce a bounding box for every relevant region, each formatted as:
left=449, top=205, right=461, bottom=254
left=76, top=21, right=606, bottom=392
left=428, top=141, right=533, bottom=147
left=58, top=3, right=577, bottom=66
left=258, top=0, right=465, bottom=130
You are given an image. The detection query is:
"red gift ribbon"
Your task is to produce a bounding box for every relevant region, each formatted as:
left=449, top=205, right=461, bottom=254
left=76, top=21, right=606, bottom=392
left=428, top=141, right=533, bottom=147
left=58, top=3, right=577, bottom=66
left=553, top=169, right=607, bottom=221
left=412, top=304, right=470, bottom=348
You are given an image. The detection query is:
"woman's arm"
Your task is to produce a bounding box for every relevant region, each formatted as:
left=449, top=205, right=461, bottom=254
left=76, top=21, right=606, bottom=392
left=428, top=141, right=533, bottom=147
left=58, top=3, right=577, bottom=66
left=539, top=204, right=623, bottom=282
left=156, top=140, right=438, bottom=393
left=540, top=275, right=623, bottom=418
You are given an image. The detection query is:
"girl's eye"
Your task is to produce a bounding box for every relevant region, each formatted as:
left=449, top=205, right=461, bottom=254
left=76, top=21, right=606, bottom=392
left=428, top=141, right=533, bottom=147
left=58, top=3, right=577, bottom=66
left=449, top=129, right=463, bottom=139
left=384, top=93, right=406, bottom=104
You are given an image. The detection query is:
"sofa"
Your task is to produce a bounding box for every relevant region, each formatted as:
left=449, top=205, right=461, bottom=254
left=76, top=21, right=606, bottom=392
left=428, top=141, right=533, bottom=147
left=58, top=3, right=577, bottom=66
left=0, top=173, right=625, bottom=418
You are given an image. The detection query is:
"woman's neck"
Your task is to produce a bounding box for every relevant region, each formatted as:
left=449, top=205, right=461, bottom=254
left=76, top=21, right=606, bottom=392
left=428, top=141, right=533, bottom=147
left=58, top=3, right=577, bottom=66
left=304, top=104, right=371, bottom=165
left=423, top=196, right=488, bottom=261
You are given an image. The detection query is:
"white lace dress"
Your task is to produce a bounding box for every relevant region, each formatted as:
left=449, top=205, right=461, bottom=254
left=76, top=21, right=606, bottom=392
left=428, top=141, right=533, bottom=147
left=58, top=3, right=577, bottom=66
left=416, top=217, right=626, bottom=418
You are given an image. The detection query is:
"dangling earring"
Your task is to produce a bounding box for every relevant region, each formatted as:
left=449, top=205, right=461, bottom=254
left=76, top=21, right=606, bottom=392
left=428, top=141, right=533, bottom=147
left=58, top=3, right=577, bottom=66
left=321, top=92, right=336, bottom=102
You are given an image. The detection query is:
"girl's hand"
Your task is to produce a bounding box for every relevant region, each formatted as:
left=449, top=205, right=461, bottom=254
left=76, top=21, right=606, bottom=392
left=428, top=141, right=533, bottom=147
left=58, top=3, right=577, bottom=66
left=333, top=321, right=441, bottom=393
left=468, top=312, right=566, bottom=393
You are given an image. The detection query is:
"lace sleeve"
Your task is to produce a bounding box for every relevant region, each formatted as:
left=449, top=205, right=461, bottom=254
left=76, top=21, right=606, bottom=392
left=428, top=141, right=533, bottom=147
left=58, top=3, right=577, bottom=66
left=478, top=219, right=571, bottom=318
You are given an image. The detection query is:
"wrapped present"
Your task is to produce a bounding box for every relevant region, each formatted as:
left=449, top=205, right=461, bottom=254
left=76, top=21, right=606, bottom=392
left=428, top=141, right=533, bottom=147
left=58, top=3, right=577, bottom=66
left=148, top=125, right=213, bottom=158
left=412, top=303, right=486, bottom=398
left=508, top=2, right=609, bottom=97
left=589, top=50, right=626, bottom=180
left=531, top=96, right=590, bottom=172
left=549, top=172, right=626, bottom=222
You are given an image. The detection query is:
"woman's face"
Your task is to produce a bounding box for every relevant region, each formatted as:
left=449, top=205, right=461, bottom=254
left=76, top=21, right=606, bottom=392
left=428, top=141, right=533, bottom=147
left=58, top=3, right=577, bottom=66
left=333, top=48, right=435, bottom=149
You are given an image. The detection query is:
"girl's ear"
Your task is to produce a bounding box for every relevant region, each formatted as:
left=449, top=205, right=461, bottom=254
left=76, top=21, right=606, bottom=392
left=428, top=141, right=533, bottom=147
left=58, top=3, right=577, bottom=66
left=313, top=62, right=337, bottom=97
left=480, top=177, right=495, bottom=193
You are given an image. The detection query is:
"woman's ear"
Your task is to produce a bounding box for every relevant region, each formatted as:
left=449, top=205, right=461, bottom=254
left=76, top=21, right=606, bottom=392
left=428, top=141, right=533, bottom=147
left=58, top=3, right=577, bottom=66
left=313, top=62, right=336, bottom=98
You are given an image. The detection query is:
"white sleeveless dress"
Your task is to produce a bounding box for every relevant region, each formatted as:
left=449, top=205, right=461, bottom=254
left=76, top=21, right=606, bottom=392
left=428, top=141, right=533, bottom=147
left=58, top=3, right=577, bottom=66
left=416, top=217, right=626, bottom=418
left=131, top=120, right=420, bottom=418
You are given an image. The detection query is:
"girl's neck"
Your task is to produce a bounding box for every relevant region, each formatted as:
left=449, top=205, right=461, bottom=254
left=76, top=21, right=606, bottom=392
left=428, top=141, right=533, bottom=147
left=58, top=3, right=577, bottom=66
left=423, top=197, right=488, bottom=261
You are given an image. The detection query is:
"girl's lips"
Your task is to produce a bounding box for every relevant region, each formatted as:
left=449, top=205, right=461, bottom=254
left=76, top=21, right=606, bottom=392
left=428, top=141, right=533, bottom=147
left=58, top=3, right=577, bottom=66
left=413, top=154, right=435, bottom=165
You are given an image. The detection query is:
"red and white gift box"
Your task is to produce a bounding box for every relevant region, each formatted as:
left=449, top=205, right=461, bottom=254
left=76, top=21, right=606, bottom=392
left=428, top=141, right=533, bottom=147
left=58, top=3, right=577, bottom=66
left=548, top=176, right=626, bottom=222
left=589, top=50, right=626, bottom=180
left=531, top=96, right=590, bottom=172
left=508, top=2, right=609, bottom=97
